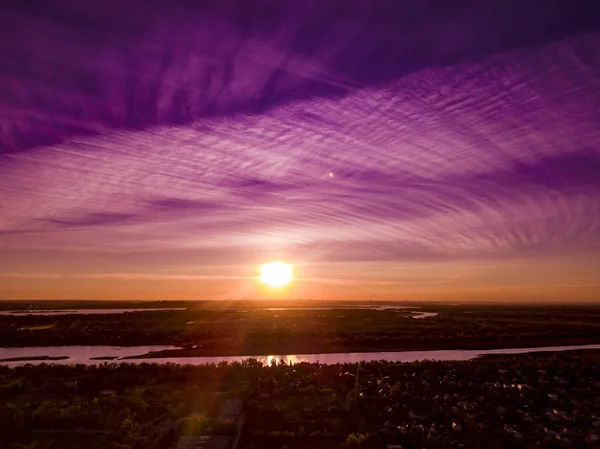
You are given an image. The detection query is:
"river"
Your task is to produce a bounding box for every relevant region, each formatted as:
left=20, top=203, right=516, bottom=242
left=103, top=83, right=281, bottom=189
left=1, top=343, right=599, bottom=367
left=0, top=308, right=186, bottom=316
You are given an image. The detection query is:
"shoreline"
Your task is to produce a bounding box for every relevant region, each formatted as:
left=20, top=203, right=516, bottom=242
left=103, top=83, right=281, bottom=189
left=2, top=338, right=600, bottom=359
left=120, top=339, right=600, bottom=359
left=3, top=342, right=600, bottom=366
left=0, top=355, right=70, bottom=362
left=480, top=347, right=600, bottom=359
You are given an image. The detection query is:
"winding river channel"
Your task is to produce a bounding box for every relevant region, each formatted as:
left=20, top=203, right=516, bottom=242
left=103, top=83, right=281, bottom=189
left=2, top=343, right=599, bottom=367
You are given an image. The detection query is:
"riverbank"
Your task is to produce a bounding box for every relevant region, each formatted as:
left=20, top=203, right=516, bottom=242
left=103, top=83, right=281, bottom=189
left=0, top=355, right=69, bottom=362
left=3, top=338, right=600, bottom=362
left=481, top=347, right=600, bottom=360
left=4, top=343, right=600, bottom=367
left=119, top=337, right=600, bottom=359
left=2, top=334, right=600, bottom=353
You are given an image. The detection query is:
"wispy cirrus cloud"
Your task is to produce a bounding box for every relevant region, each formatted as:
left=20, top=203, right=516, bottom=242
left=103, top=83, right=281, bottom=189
left=3, top=35, right=599, bottom=262
left=1, top=1, right=600, bottom=300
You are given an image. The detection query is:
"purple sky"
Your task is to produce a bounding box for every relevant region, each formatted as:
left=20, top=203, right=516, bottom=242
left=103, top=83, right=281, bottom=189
left=1, top=1, right=600, bottom=301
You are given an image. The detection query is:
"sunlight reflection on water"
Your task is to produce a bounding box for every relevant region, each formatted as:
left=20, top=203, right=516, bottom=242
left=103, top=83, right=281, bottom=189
left=2, top=344, right=600, bottom=367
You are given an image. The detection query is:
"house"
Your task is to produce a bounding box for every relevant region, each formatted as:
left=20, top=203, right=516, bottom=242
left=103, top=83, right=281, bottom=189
left=177, top=435, right=231, bottom=449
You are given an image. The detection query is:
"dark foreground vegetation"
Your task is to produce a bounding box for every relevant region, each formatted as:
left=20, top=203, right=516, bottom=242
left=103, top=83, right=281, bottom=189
left=1, top=302, right=600, bottom=355
left=1, top=350, right=599, bottom=448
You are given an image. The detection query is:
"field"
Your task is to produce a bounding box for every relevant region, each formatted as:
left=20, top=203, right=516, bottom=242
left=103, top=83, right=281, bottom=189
left=2, top=301, right=600, bottom=448
left=1, top=301, right=600, bottom=356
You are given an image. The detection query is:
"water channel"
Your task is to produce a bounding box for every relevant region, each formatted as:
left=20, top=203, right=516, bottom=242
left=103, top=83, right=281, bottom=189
left=2, top=343, right=599, bottom=367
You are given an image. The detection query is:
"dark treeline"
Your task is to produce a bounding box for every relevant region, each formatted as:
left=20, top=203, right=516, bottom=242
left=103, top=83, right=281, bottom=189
left=0, top=359, right=264, bottom=449
left=0, top=300, right=192, bottom=311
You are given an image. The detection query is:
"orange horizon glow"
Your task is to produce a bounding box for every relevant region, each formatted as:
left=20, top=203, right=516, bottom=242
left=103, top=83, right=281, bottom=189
left=1, top=256, right=599, bottom=302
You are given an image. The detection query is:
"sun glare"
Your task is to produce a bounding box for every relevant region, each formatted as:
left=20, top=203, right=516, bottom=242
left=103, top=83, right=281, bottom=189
left=259, top=261, right=293, bottom=288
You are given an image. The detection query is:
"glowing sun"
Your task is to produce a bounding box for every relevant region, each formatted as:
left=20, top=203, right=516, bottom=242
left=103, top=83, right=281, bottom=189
left=259, top=261, right=293, bottom=287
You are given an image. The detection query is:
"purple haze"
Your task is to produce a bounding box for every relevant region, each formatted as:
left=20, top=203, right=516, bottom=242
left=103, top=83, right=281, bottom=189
left=1, top=1, right=599, bottom=300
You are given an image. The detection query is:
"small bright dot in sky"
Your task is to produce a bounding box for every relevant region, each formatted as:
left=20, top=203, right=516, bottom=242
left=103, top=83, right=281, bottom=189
left=259, top=261, right=293, bottom=287
left=328, top=172, right=334, bottom=178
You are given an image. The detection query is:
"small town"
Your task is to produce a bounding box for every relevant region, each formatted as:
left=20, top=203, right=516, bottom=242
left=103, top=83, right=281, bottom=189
left=1, top=350, right=599, bottom=448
